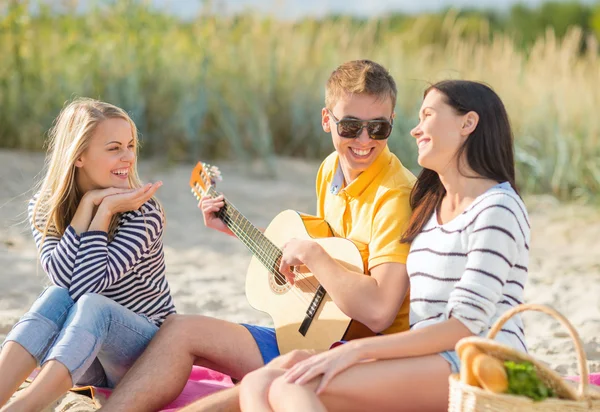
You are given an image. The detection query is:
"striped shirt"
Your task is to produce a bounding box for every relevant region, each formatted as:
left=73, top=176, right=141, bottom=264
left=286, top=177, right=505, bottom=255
left=406, top=182, right=529, bottom=351
left=29, top=196, right=176, bottom=326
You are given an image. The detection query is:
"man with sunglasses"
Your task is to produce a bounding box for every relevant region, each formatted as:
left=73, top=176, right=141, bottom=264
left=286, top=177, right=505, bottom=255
left=101, top=60, right=416, bottom=412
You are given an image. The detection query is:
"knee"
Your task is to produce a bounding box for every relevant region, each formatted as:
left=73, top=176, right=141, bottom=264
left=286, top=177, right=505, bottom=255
left=241, top=368, right=283, bottom=390
left=75, top=292, right=111, bottom=310
left=160, top=314, right=187, bottom=334
left=267, top=349, right=315, bottom=369
left=28, top=286, right=74, bottom=316
left=41, top=285, right=72, bottom=303
left=240, top=368, right=283, bottom=406
left=155, top=314, right=202, bottom=342
left=267, top=374, right=292, bottom=408
left=70, top=293, right=115, bottom=321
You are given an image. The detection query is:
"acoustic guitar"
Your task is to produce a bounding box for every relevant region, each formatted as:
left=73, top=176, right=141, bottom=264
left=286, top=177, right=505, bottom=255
left=189, top=162, right=373, bottom=354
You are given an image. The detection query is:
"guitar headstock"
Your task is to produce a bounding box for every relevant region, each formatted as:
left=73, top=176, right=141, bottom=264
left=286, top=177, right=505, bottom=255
left=189, top=162, right=222, bottom=200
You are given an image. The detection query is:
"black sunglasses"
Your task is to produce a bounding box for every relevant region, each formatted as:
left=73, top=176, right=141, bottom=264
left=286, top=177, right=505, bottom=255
left=327, top=109, right=393, bottom=140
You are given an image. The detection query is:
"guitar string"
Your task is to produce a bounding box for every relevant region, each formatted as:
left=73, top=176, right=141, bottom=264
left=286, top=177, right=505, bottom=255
left=195, top=182, right=323, bottom=306
left=218, top=213, right=320, bottom=305
left=219, top=200, right=323, bottom=295
left=196, top=184, right=323, bottom=305
left=204, top=184, right=322, bottom=294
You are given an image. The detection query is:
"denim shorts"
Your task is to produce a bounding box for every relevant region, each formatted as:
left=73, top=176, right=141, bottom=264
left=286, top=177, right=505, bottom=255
left=439, top=350, right=460, bottom=374
left=240, top=324, right=280, bottom=364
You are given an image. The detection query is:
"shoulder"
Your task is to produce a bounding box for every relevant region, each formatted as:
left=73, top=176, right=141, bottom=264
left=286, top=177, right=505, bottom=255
left=466, top=183, right=530, bottom=241
left=468, top=184, right=529, bottom=223
left=380, top=153, right=416, bottom=192
left=374, top=154, right=416, bottom=202
left=28, top=192, right=46, bottom=225
left=28, top=191, right=42, bottom=212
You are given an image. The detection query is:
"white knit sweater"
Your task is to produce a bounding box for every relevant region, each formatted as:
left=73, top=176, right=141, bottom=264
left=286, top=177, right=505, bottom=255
left=406, top=182, right=529, bottom=351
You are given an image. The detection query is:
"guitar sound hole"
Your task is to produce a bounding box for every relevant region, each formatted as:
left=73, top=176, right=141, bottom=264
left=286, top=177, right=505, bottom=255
left=274, top=273, right=287, bottom=286
left=269, top=271, right=291, bottom=294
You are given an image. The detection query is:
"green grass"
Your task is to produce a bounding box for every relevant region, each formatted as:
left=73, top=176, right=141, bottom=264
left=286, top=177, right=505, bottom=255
left=1, top=2, right=599, bottom=199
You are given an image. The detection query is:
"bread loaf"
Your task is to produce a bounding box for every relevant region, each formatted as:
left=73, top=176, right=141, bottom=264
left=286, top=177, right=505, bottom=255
left=459, top=344, right=482, bottom=387
left=472, top=354, right=509, bottom=393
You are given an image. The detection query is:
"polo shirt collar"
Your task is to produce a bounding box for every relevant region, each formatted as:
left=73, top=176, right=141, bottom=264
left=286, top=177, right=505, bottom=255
left=329, top=146, right=392, bottom=198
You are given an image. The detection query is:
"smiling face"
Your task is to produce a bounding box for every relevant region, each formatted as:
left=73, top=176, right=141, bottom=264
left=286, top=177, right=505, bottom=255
left=410, top=88, right=474, bottom=173
left=75, top=118, right=136, bottom=193
left=323, top=93, right=393, bottom=183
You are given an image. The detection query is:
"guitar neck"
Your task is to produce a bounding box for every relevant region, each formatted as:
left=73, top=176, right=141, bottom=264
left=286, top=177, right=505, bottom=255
left=206, top=187, right=281, bottom=268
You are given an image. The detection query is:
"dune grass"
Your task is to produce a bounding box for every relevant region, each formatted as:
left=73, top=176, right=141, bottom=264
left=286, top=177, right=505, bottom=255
left=1, top=2, right=599, bottom=199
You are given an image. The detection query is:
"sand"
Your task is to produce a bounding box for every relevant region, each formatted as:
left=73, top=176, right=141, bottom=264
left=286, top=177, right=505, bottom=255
left=0, top=149, right=598, bottom=410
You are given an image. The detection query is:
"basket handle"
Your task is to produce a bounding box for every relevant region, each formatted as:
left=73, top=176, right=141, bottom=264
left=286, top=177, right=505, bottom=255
left=487, top=303, right=590, bottom=399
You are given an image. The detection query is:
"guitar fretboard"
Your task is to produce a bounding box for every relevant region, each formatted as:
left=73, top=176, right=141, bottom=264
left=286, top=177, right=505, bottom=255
left=206, top=186, right=282, bottom=275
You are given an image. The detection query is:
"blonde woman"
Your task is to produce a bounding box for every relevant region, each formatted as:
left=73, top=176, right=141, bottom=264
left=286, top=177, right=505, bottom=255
left=0, top=98, right=175, bottom=412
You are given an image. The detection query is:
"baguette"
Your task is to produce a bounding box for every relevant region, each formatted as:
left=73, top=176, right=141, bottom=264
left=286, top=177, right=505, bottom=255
left=472, top=354, right=509, bottom=393
left=459, top=344, right=482, bottom=387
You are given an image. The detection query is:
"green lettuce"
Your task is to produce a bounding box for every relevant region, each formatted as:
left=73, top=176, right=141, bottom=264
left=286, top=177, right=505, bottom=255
left=504, top=361, right=554, bottom=401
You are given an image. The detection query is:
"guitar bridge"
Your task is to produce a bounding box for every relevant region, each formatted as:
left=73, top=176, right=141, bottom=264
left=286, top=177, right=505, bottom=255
left=298, top=285, right=327, bottom=336
left=298, top=315, right=312, bottom=336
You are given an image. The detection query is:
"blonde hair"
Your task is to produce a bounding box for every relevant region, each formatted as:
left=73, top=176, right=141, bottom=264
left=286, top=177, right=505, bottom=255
left=32, top=98, right=148, bottom=244
left=325, top=60, right=397, bottom=110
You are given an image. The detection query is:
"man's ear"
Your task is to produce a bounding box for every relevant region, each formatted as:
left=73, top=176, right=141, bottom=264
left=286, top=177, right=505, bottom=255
left=322, top=108, right=331, bottom=133
left=461, top=111, right=479, bottom=136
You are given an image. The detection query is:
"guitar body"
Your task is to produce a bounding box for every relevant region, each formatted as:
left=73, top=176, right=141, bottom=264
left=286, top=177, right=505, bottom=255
left=245, top=210, right=366, bottom=354
left=188, top=162, right=373, bottom=355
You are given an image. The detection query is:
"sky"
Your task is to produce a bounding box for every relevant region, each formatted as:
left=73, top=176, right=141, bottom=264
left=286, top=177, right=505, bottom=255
left=143, top=0, right=599, bottom=19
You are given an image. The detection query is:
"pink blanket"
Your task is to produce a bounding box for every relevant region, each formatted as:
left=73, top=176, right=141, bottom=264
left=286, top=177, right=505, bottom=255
left=566, top=373, right=600, bottom=386
left=94, top=366, right=234, bottom=411
left=29, top=366, right=234, bottom=411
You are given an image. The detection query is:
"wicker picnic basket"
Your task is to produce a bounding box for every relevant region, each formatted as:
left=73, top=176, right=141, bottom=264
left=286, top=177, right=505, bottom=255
left=448, top=303, right=600, bottom=411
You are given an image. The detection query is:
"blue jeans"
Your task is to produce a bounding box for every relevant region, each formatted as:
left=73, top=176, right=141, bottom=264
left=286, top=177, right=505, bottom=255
left=2, top=286, right=159, bottom=388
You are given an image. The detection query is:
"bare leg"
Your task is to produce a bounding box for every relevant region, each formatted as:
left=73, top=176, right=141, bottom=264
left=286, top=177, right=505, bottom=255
left=178, top=385, right=242, bottom=412
left=1, top=360, right=71, bottom=412
left=181, top=350, right=315, bottom=412
left=268, top=354, right=451, bottom=412
left=239, top=369, right=284, bottom=412
left=0, top=342, right=37, bottom=407
left=101, top=315, right=265, bottom=412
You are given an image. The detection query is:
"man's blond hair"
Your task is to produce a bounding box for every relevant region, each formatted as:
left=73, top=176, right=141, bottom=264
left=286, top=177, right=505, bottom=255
left=325, top=60, right=397, bottom=110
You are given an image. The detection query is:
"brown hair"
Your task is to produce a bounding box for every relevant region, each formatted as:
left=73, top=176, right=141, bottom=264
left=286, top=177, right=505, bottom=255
left=325, top=60, right=397, bottom=110
left=401, top=80, right=518, bottom=243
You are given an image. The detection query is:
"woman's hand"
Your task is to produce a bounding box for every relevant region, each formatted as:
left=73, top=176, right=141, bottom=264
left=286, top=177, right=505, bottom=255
left=71, top=187, right=135, bottom=234
left=278, top=239, right=317, bottom=285
left=98, top=182, right=162, bottom=215
left=82, top=187, right=133, bottom=207
left=282, top=341, right=365, bottom=394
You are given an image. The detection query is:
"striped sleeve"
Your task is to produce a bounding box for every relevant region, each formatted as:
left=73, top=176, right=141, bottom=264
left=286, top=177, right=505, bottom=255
left=446, top=197, right=527, bottom=334
left=69, top=201, right=164, bottom=300
left=28, top=199, right=80, bottom=288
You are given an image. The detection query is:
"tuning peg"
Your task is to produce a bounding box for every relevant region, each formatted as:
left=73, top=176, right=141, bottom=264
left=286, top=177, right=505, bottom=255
left=210, top=166, right=223, bottom=182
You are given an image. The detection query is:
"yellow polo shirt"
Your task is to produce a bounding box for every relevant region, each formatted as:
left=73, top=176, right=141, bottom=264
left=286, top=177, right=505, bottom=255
left=316, top=146, right=416, bottom=334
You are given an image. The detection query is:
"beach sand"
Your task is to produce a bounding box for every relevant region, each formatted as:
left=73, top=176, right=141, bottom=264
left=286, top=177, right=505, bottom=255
left=1, top=149, right=598, bottom=410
